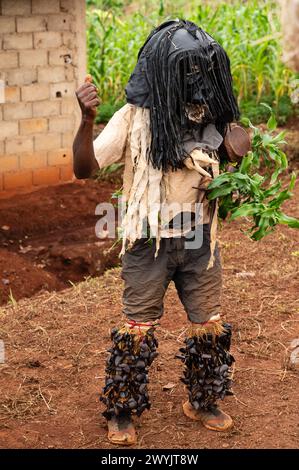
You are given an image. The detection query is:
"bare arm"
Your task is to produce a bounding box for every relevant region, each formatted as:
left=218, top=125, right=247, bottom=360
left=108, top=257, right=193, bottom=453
left=73, top=77, right=101, bottom=179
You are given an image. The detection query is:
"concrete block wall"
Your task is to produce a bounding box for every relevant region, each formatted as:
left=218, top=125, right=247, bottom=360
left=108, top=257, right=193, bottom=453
left=0, top=0, right=86, bottom=194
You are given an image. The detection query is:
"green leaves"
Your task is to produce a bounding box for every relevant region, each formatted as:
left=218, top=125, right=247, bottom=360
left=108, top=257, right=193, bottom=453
left=208, top=183, right=235, bottom=200
left=230, top=203, right=262, bottom=220
left=262, top=102, right=277, bottom=131
left=208, top=106, right=298, bottom=241
left=276, top=213, right=299, bottom=229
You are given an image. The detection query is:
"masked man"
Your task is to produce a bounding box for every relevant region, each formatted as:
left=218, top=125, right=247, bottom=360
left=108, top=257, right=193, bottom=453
left=73, top=20, right=239, bottom=446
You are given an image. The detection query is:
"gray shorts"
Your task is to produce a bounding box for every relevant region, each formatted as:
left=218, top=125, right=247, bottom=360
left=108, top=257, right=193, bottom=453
left=121, top=225, right=222, bottom=324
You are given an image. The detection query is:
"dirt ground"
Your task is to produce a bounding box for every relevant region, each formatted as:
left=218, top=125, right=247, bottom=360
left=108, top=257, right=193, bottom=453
left=0, top=178, right=121, bottom=306
left=0, top=179, right=298, bottom=449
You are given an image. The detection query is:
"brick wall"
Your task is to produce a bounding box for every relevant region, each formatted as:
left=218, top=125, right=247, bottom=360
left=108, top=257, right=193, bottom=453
left=0, top=0, right=86, bottom=194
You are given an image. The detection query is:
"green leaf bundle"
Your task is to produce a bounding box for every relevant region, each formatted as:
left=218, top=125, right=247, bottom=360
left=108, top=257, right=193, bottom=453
left=207, top=105, right=299, bottom=241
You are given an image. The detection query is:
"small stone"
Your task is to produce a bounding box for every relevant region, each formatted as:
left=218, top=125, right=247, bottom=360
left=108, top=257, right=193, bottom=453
left=284, top=338, right=299, bottom=371
left=290, top=348, right=299, bottom=370
left=290, top=339, right=299, bottom=350
left=235, top=271, right=255, bottom=278
left=19, top=245, right=32, bottom=254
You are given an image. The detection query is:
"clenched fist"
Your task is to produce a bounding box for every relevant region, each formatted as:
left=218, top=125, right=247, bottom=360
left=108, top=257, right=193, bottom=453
left=75, top=74, right=100, bottom=120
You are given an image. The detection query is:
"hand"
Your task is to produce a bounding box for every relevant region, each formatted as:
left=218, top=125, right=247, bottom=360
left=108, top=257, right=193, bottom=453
left=75, top=74, right=100, bottom=120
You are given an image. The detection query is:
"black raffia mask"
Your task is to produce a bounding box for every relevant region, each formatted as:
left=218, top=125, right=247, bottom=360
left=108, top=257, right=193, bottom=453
left=125, top=20, right=240, bottom=171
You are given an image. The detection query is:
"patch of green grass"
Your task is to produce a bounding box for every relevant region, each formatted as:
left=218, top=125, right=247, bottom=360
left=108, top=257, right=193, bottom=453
left=94, top=163, right=124, bottom=183
left=95, top=101, right=125, bottom=123
left=240, top=95, right=294, bottom=125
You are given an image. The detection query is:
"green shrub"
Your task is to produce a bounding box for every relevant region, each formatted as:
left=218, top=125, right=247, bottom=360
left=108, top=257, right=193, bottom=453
left=208, top=104, right=299, bottom=239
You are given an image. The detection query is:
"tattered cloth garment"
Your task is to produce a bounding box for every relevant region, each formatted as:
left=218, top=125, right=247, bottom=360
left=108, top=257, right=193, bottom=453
left=120, top=107, right=220, bottom=268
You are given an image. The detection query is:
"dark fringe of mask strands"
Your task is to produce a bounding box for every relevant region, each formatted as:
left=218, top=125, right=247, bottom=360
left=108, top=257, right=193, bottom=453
left=145, top=20, right=240, bottom=172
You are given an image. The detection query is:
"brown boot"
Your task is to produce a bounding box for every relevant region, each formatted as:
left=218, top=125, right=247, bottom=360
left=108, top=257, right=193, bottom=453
left=183, top=400, right=233, bottom=432
left=107, top=411, right=137, bottom=446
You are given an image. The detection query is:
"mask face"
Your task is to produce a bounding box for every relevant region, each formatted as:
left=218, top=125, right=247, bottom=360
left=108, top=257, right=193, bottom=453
left=179, top=56, right=214, bottom=106
left=185, top=64, right=201, bottom=86
left=126, top=20, right=240, bottom=170
left=191, top=87, right=214, bottom=106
